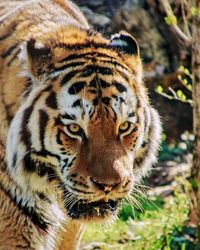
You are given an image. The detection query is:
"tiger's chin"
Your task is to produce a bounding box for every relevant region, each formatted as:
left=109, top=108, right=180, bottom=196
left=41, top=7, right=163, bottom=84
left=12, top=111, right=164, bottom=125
left=67, top=198, right=119, bottom=221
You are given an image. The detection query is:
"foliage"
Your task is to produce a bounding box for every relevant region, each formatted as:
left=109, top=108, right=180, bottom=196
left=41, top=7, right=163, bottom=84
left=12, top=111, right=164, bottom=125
left=119, top=196, right=164, bottom=221
left=82, top=178, right=192, bottom=250
left=155, top=66, right=193, bottom=105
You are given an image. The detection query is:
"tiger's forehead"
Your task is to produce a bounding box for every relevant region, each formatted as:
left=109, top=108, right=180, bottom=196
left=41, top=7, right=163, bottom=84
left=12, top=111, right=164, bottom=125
left=57, top=71, right=138, bottom=130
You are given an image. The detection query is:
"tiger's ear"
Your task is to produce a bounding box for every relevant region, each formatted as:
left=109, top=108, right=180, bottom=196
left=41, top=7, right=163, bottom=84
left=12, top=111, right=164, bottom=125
left=110, top=31, right=139, bottom=56
left=109, top=31, right=142, bottom=82
left=26, top=38, right=52, bottom=81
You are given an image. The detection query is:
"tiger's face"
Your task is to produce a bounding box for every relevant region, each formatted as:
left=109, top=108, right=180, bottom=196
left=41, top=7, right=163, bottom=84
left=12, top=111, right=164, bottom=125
left=6, top=30, right=162, bottom=221
left=55, top=65, right=138, bottom=220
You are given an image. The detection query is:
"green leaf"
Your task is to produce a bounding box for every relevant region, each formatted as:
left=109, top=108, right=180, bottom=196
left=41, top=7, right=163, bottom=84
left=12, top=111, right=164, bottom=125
left=178, top=65, right=185, bottom=72
left=156, top=85, right=163, bottom=93
left=181, top=94, right=186, bottom=102
left=177, top=90, right=183, bottom=98
left=184, top=68, right=190, bottom=75
left=165, top=14, right=177, bottom=25
left=177, top=74, right=182, bottom=81
left=182, top=79, right=188, bottom=85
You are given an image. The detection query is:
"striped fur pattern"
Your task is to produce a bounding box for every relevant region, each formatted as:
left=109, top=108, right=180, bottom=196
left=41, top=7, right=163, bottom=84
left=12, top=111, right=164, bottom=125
left=0, top=0, right=162, bottom=249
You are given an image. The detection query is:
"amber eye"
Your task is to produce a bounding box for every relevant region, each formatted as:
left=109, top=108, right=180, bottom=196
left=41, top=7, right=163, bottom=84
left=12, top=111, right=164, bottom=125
left=119, top=121, right=135, bottom=136
left=67, top=124, right=80, bottom=134
left=64, top=123, right=86, bottom=141
left=119, top=121, right=130, bottom=131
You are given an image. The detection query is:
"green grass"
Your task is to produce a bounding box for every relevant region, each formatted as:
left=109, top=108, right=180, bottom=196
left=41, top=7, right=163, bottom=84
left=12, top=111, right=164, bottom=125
left=81, top=178, right=191, bottom=250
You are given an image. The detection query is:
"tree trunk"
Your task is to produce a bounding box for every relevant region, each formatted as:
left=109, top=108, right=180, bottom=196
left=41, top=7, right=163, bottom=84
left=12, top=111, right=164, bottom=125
left=192, top=0, right=200, bottom=235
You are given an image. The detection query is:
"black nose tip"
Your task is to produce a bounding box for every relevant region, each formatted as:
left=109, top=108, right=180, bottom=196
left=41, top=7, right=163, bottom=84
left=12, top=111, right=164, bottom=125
left=90, top=178, right=119, bottom=194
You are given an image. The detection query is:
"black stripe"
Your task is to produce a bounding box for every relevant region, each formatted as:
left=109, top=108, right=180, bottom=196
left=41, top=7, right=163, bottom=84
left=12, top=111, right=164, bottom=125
left=82, top=65, right=113, bottom=76
left=113, top=82, right=127, bottom=93
left=46, top=91, right=57, bottom=109
left=61, top=159, right=68, bottom=173
left=61, top=113, right=76, bottom=120
left=81, top=67, right=95, bottom=77
left=66, top=157, right=76, bottom=168
left=31, top=150, right=60, bottom=162
left=89, top=108, right=95, bottom=119
left=72, top=99, right=83, bottom=108
left=37, top=192, right=51, bottom=204
left=54, top=42, right=112, bottom=52
left=61, top=71, right=78, bottom=86
left=12, top=152, right=17, bottom=168
left=0, top=23, right=17, bottom=41
left=102, top=97, right=110, bottom=106
left=21, top=106, right=34, bottom=148
left=97, top=59, right=129, bottom=70
left=21, top=85, right=52, bottom=148
left=110, top=106, right=117, bottom=122
left=21, top=203, right=49, bottom=231
left=22, top=78, right=33, bottom=98
left=119, top=97, right=126, bottom=103
left=59, top=51, right=114, bottom=64
left=99, top=79, right=111, bottom=88
left=39, top=110, right=49, bottom=150
left=88, top=78, right=97, bottom=88
left=23, top=154, right=36, bottom=172
left=92, top=97, right=98, bottom=106
left=96, top=66, right=113, bottom=75
left=89, top=89, right=97, bottom=94
left=38, top=163, right=54, bottom=178
left=47, top=167, right=58, bottom=182
left=7, top=48, right=20, bottom=66
left=1, top=43, right=18, bottom=58
left=128, top=112, right=135, bottom=118
left=68, top=81, right=86, bottom=94
left=24, top=152, right=58, bottom=183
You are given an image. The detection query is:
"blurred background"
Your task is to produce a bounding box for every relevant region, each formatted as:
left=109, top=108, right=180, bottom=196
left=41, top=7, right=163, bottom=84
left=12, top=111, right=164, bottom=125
left=72, top=1, right=197, bottom=249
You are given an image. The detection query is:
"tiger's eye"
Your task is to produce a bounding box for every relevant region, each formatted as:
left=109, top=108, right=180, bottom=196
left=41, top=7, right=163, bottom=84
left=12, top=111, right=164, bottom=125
left=68, top=124, right=80, bottom=133
left=119, top=121, right=130, bottom=131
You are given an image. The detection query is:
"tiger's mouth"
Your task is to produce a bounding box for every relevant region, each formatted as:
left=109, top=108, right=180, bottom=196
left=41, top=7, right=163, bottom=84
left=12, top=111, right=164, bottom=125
left=67, top=199, right=118, bottom=219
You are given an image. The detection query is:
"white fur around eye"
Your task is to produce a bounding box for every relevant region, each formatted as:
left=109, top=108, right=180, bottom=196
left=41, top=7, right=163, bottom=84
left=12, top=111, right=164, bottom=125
left=119, top=121, right=135, bottom=138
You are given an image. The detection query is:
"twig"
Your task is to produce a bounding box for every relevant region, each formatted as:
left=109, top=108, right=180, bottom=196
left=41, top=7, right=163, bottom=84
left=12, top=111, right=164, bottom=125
left=155, top=87, right=193, bottom=105
left=180, top=0, right=192, bottom=39
left=160, top=0, right=192, bottom=47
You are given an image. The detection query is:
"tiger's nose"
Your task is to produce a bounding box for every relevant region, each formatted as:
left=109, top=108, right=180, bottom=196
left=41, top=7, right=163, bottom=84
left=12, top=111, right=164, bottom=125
left=90, top=178, right=119, bottom=194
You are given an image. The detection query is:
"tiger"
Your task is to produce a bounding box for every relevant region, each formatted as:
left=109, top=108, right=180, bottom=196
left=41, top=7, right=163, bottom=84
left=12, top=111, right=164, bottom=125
left=0, top=0, right=162, bottom=249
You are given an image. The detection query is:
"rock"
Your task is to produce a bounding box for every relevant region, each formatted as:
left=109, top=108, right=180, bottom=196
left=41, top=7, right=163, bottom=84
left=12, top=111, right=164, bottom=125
left=81, top=7, right=110, bottom=29
left=109, top=7, right=169, bottom=70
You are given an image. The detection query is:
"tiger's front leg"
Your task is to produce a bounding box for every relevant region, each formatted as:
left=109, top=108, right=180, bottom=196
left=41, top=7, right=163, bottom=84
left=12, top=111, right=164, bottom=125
left=58, top=220, right=85, bottom=250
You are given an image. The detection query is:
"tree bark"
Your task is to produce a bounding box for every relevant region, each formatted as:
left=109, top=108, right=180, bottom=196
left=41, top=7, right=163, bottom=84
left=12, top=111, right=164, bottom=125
left=192, top=0, right=200, bottom=234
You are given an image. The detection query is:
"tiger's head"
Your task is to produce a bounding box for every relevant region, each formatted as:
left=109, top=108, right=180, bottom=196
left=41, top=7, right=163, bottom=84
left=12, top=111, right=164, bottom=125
left=6, top=28, right=162, bottom=221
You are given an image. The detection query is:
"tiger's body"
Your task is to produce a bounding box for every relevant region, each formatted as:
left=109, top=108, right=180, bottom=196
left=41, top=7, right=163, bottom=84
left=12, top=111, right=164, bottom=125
left=0, top=0, right=162, bottom=249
